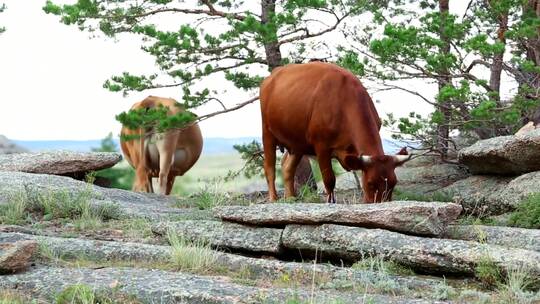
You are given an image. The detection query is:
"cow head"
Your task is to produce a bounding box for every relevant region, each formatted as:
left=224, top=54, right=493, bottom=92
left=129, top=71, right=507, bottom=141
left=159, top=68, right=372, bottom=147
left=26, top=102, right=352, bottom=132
left=343, top=149, right=411, bottom=203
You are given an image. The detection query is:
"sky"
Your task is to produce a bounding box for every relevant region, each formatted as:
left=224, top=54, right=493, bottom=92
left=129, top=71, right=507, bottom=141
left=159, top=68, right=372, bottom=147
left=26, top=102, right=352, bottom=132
left=0, top=1, right=492, bottom=141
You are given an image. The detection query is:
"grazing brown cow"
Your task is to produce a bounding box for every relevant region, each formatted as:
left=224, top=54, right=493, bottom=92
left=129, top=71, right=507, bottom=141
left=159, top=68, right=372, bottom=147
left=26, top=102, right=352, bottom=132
left=260, top=62, right=410, bottom=203
left=120, top=96, right=203, bottom=195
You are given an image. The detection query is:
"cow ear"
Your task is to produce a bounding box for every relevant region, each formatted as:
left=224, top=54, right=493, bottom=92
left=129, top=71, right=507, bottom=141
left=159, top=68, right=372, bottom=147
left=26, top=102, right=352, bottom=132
left=342, top=155, right=368, bottom=171
left=392, top=154, right=412, bottom=167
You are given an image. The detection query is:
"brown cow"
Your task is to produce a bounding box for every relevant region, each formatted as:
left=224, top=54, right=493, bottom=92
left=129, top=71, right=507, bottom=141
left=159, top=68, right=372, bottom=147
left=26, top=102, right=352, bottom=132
left=260, top=62, right=410, bottom=203
left=120, top=96, right=203, bottom=195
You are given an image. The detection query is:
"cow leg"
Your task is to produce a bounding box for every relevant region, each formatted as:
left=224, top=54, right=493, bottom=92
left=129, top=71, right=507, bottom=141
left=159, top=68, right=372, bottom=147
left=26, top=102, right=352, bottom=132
left=156, top=135, right=177, bottom=195
left=147, top=175, right=154, bottom=193
left=316, top=148, right=336, bottom=204
left=165, top=174, right=176, bottom=195
left=282, top=152, right=303, bottom=198
left=262, top=129, right=278, bottom=201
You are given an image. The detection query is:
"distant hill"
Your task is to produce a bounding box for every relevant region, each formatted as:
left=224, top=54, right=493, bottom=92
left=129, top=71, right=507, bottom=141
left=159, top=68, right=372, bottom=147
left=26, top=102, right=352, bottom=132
left=13, top=137, right=406, bottom=155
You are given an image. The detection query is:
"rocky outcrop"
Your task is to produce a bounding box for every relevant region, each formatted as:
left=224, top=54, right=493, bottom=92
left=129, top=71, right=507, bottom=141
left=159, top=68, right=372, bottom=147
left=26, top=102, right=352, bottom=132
left=282, top=224, right=540, bottom=276
left=444, top=225, right=540, bottom=252
left=0, top=151, right=121, bottom=177
left=152, top=220, right=283, bottom=254
left=0, top=240, right=37, bottom=274
left=0, top=171, right=191, bottom=219
left=439, top=171, right=540, bottom=215
left=0, top=231, right=442, bottom=294
left=214, top=202, right=462, bottom=236
left=0, top=266, right=442, bottom=304
left=0, top=135, right=28, bottom=154
left=458, top=128, right=540, bottom=175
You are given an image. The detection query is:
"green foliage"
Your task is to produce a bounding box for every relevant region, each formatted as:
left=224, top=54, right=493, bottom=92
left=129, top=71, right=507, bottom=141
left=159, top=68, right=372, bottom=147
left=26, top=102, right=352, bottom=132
left=230, top=140, right=265, bottom=179
left=116, top=105, right=196, bottom=134
left=341, top=0, right=540, bottom=156
left=44, top=0, right=361, bottom=133
left=508, top=193, right=540, bottom=229
left=91, top=132, right=117, bottom=152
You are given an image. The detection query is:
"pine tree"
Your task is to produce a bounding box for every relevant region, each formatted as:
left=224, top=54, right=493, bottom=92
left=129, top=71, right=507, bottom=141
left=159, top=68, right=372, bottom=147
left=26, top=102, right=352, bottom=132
left=338, top=0, right=540, bottom=159
left=43, top=0, right=369, bottom=188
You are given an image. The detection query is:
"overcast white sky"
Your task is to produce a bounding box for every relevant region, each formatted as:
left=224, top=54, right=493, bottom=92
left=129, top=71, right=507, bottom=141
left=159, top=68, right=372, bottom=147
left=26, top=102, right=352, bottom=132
left=0, top=1, right=487, bottom=141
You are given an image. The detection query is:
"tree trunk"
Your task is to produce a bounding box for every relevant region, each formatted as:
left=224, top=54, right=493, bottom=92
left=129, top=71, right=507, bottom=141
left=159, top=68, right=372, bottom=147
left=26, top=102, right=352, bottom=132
left=261, top=0, right=316, bottom=191
left=437, top=0, right=451, bottom=158
left=488, top=1, right=508, bottom=96
left=519, top=1, right=540, bottom=125
left=261, top=0, right=282, bottom=70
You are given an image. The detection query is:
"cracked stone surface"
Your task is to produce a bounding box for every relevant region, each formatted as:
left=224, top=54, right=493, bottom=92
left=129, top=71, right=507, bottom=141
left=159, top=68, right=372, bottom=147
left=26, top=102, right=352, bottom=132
left=282, top=224, right=540, bottom=276
left=213, top=201, right=462, bottom=236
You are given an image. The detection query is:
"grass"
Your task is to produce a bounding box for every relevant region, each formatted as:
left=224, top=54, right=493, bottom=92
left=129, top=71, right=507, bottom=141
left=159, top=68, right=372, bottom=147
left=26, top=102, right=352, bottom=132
left=172, top=153, right=266, bottom=195
left=392, top=189, right=452, bottom=202
left=55, top=284, right=141, bottom=304
left=0, top=192, right=28, bottom=225
left=174, top=178, right=231, bottom=210
left=0, top=289, right=37, bottom=304
left=0, top=185, right=120, bottom=230
left=352, top=256, right=415, bottom=276
left=508, top=193, right=540, bottom=229
left=496, top=266, right=540, bottom=304
left=166, top=229, right=219, bottom=273
left=432, top=279, right=458, bottom=301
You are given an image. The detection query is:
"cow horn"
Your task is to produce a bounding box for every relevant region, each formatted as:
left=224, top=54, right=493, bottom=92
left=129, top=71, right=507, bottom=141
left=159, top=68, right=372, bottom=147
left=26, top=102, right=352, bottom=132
left=359, top=155, right=372, bottom=165
left=393, top=154, right=412, bottom=164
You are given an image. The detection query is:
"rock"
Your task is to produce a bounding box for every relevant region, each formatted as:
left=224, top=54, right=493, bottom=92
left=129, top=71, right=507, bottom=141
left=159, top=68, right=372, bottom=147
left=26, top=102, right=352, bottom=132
left=0, top=135, right=28, bottom=154
left=152, top=220, right=283, bottom=254
left=214, top=201, right=462, bottom=236
left=444, top=225, right=540, bottom=252
left=395, top=163, right=470, bottom=196
left=0, top=171, right=194, bottom=219
left=0, top=232, right=443, bottom=295
left=458, top=128, right=540, bottom=175
left=439, top=172, right=540, bottom=215
left=282, top=224, right=540, bottom=276
left=0, top=240, right=37, bottom=274
left=0, top=266, right=442, bottom=304
left=0, top=151, right=122, bottom=178
left=439, top=175, right=513, bottom=215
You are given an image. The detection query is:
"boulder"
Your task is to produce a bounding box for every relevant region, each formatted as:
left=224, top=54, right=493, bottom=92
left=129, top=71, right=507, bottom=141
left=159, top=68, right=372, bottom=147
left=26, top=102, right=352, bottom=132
left=395, top=163, right=469, bottom=196
left=0, top=240, right=37, bottom=274
left=458, top=128, right=540, bottom=175
left=282, top=224, right=540, bottom=276
left=152, top=220, right=283, bottom=254
left=440, top=171, right=540, bottom=215
left=0, top=151, right=122, bottom=178
left=444, top=225, right=540, bottom=252
left=0, top=135, right=28, bottom=154
left=439, top=175, right=513, bottom=215
left=214, top=201, right=462, bottom=236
